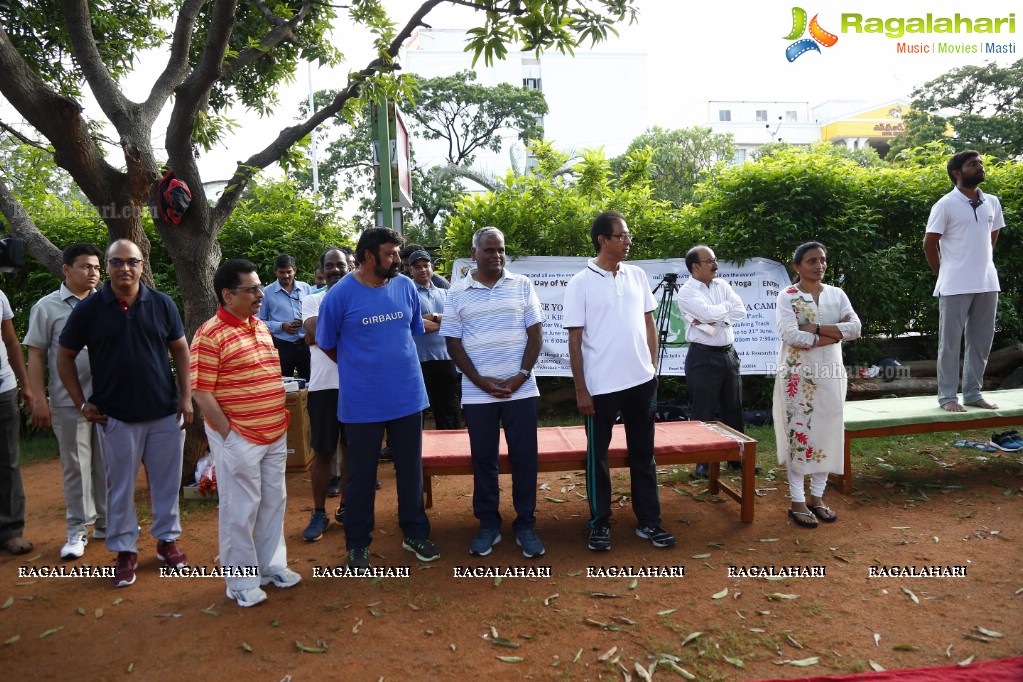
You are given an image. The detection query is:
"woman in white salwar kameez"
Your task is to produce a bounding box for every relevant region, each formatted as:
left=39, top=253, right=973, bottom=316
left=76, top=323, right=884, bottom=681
left=773, top=242, right=861, bottom=529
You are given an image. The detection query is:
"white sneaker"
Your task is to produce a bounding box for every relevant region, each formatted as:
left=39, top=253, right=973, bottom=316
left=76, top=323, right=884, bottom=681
left=60, top=533, right=88, bottom=560
left=227, top=586, right=268, bottom=608
left=260, top=567, right=302, bottom=588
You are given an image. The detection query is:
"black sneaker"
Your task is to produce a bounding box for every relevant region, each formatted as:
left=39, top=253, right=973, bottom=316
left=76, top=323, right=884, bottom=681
left=588, top=525, right=611, bottom=552
left=347, top=547, right=370, bottom=572
left=989, top=432, right=1022, bottom=452
left=334, top=502, right=346, bottom=524
left=636, top=524, right=676, bottom=548
left=402, top=537, right=440, bottom=562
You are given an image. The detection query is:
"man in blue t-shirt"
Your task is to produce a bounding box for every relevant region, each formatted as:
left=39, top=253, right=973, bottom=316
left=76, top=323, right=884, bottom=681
left=316, top=228, right=438, bottom=571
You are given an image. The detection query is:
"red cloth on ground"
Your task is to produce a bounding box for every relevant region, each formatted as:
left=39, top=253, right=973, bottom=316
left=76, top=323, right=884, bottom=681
left=753, top=656, right=1023, bottom=682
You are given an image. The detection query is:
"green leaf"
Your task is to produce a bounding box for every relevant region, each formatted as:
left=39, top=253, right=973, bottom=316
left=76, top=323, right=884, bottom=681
left=724, top=655, right=744, bottom=668
left=39, top=626, right=64, bottom=639
left=711, top=588, right=728, bottom=599
left=492, top=636, right=520, bottom=649
left=497, top=656, right=523, bottom=663
left=680, top=631, right=702, bottom=646
left=4, top=634, right=20, bottom=645
left=789, top=657, right=820, bottom=666
left=295, top=641, right=327, bottom=653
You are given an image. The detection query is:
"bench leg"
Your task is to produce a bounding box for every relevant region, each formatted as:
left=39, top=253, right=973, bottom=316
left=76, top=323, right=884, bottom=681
left=828, top=436, right=853, bottom=496
left=707, top=462, right=721, bottom=495
left=425, top=475, right=434, bottom=509
left=740, top=451, right=755, bottom=523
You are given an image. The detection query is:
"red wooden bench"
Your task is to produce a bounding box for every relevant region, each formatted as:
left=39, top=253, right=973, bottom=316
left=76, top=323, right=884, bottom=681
left=421, top=421, right=757, bottom=522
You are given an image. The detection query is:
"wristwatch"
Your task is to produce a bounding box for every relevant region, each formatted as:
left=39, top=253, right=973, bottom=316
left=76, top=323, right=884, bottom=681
left=518, top=368, right=531, bottom=379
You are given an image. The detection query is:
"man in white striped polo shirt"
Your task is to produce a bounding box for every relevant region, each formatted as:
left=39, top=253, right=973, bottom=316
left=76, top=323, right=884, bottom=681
left=442, top=227, right=546, bottom=559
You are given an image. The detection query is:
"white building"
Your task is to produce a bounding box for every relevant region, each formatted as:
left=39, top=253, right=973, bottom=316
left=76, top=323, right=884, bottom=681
left=703, top=101, right=820, bottom=163
left=401, top=29, right=649, bottom=182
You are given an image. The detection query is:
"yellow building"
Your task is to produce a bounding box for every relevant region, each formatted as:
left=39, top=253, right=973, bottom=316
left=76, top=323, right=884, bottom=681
left=817, top=100, right=910, bottom=158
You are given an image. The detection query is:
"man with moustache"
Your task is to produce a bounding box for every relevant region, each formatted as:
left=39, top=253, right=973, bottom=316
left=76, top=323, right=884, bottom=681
left=58, top=239, right=192, bottom=587
left=300, top=247, right=350, bottom=542
left=678, top=245, right=748, bottom=479
left=442, top=227, right=544, bottom=558
left=564, top=211, right=673, bottom=552
left=25, top=243, right=107, bottom=559
left=316, top=228, right=438, bottom=571
left=924, top=150, right=1005, bottom=413
left=190, top=259, right=300, bottom=607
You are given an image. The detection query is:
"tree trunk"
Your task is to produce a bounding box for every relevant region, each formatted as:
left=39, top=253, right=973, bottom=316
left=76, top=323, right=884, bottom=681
left=847, top=376, right=1000, bottom=399
left=902, top=343, right=1023, bottom=377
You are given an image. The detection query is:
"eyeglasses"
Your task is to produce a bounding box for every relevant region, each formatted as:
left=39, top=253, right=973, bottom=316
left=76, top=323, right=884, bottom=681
left=696, top=258, right=718, bottom=265
left=106, top=258, right=143, bottom=269
left=232, top=285, right=262, bottom=295
left=608, top=232, right=634, bottom=243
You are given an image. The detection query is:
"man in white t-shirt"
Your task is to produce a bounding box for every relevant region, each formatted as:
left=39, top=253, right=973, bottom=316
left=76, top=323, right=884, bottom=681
left=564, top=211, right=675, bottom=553
left=300, top=248, right=349, bottom=542
left=923, top=150, right=1004, bottom=412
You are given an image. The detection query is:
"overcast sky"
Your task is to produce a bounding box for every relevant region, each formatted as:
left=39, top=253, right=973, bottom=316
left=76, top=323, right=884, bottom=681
left=53, top=0, right=1023, bottom=183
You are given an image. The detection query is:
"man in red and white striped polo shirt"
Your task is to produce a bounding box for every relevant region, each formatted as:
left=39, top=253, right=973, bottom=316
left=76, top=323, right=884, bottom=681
left=190, top=259, right=300, bottom=608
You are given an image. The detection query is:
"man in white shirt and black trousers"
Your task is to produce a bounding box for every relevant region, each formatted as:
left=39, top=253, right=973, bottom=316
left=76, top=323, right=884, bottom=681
left=678, top=245, right=748, bottom=479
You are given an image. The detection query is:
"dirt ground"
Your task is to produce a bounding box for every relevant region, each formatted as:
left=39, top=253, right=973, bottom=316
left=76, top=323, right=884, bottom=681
left=2, top=432, right=1021, bottom=681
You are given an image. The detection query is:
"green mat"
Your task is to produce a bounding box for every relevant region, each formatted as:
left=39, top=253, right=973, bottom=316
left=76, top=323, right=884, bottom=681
left=844, top=389, right=1023, bottom=432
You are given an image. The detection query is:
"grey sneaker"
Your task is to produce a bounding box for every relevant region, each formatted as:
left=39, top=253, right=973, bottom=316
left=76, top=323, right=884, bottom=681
left=402, top=537, right=440, bottom=562
left=515, top=529, right=545, bottom=558
left=588, top=525, right=611, bottom=552
left=227, top=586, right=267, bottom=607
left=469, top=527, right=501, bottom=556
left=260, top=567, right=301, bottom=588
left=636, top=524, right=676, bottom=548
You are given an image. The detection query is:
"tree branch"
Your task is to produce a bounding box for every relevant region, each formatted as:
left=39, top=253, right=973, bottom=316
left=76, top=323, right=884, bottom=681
left=220, top=0, right=315, bottom=80
left=0, top=176, right=62, bottom=276
left=0, top=26, right=122, bottom=207
left=214, top=0, right=447, bottom=224
left=0, top=121, right=50, bottom=151
left=142, top=0, right=205, bottom=125
left=61, top=0, right=135, bottom=130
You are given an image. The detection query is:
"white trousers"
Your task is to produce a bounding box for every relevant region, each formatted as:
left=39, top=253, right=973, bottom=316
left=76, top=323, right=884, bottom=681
left=787, top=467, right=829, bottom=504
left=206, top=427, right=289, bottom=591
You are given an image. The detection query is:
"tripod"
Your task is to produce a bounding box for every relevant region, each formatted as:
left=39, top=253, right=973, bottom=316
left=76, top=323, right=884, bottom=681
left=652, top=272, right=681, bottom=377
left=652, top=272, right=689, bottom=422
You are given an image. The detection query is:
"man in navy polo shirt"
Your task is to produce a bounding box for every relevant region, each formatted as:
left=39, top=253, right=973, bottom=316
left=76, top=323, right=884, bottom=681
left=58, top=239, right=194, bottom=588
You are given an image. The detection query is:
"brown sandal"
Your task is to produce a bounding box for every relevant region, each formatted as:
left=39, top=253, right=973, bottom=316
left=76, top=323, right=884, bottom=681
left=788, top=509, right=818, bottom=529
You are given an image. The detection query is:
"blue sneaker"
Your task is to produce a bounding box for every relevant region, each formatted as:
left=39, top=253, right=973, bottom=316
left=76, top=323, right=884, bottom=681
left=469, top=527, right=501, bottom=556
left=515, top=529, right=545, bottom=558
left=989, top=432, right=1022, bottom=452
left=302, top=510, right=330, bottom=542
left=1006, top=430, right=1023, bottom=448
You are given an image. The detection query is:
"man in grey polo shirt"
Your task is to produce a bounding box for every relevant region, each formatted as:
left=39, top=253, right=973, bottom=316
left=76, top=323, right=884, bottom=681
left=25, top=243, right=107, bottom=559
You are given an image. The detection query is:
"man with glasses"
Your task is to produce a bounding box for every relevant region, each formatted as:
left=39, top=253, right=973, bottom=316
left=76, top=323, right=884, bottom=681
left=258, top=253, right=312, bottom=379
left=58, top=239, right=193, bottom=587
left=678, top=245, right=748, bottom=478
left=190, top=259, right=300, bottom=607
left=564, top=211, right=674, bottom=552
left=25, top=243, right=107, bottom=559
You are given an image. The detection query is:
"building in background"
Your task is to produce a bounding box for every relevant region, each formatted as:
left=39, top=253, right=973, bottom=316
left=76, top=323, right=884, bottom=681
left=816, top=100, right=909, bottom=159
left=402, top=29, right=649, bottom=182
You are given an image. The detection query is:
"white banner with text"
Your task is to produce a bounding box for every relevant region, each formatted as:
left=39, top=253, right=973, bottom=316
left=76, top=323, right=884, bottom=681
left=450, top=256, right=790, bottom=376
